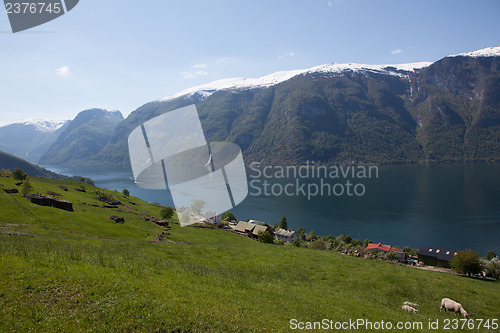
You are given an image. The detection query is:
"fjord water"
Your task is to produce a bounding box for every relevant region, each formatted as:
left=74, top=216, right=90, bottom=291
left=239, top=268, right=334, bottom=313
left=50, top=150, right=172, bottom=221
left=45, top=163, right=500, bottom=255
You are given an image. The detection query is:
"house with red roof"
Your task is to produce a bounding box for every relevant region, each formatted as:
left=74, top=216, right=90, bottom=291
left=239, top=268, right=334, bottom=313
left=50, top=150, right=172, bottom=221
left=366, top=242, right=391, bottom=252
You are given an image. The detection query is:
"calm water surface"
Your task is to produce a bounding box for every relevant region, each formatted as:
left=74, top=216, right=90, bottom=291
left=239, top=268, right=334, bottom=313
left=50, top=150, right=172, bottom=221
left=44, top=163, right=500, bottom=255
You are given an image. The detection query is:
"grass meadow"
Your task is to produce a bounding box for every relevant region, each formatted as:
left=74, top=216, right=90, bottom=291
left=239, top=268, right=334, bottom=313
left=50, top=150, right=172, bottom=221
left=0, top=176, right=498, bottom=332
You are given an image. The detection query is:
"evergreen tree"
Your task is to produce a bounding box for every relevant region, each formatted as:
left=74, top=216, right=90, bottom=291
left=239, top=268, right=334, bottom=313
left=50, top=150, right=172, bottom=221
left=278, top=215, right=288, bottom=230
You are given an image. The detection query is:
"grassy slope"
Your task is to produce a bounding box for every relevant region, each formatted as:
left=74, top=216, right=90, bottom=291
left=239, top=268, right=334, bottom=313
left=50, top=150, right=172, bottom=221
left=0, top=177, right=498, bottom=332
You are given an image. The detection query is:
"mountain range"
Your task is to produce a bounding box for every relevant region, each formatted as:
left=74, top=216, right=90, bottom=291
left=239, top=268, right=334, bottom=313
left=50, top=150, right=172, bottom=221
left=1, top=46, right=499, bottom=167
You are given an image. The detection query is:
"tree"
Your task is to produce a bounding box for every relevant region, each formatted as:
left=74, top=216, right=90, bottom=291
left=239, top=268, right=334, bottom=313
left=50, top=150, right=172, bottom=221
left=258, top=230, right=274, bottom=244
left=222, top=211, right=236, bottom=222
left=12, top=168, right=26, bottom=181
left=160, top=206, right=174, bottom=220
left=485, top=250, right=497, bottom=261
left=278, top=215, right=288, bottom=230
left=190, top=200, right=205, bottom=215
left=308, top=229, right=317, bottom=241
left=122, top=188, right=130, bottom=197
left=450, top=249, right=483, bottom=277
left=21, top=177, right=33, bottom=195
left=385, top=252, right=397, bottom=261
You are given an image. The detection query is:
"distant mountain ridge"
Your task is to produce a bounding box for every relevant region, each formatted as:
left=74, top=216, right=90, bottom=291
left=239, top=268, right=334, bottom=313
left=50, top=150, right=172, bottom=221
left=2, top=47, right=498, bottom=167
left=95, top=46, right=500, bottom=166
left=39, top=109, right=123, bottom=166
left=0, top=150, right=65, bottom=179
left=0, top=119, right=69, bottom=163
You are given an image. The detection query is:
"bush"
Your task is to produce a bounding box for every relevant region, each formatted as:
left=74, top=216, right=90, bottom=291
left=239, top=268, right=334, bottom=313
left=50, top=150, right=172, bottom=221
left=122, top=189, right=130, bottom=197
left=79, top=177, right=95, bottom=186
left=309, top=239, right=327, bottom=250
left=258, top=231, right=274, bottom=244
left=385, top=252, right=397, bottom=261
left=275, top=239, right=285, bottom=245
left=12, top=168, right=27, bottom=181
left=21, top=177, right=33, bottom=195
left=160, top=206, right=174, bottom=220
left=484, top=260, right=500, bottom=279
left=222, top=211, right=236, bottom=222
left=450, top=249, right=483, bottom=277
left=292, top=238, right=301, bottom=247
left=485, top=250, right=497, bottom=261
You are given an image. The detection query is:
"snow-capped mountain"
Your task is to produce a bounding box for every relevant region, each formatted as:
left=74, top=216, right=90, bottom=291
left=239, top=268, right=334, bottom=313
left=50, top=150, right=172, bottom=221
left=12, top=119, right=68, bottom=132
left=0, top=119, right=70, bottom=163
left=94, top=46, right=499, bottom=166
left=158, top=61, right=432, bottom=103
left=450, top=46, right=500, bottom=58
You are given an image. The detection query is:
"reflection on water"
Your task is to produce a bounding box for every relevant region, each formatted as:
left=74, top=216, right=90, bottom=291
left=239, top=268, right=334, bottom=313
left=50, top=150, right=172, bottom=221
left=43, top=163, right=500, bottom=255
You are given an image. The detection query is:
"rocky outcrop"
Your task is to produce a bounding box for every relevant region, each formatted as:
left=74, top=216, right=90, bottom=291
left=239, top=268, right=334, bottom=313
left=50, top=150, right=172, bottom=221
left=24, top=193, right=73, bottom=211
left=107, top=215, right=125, bottom=223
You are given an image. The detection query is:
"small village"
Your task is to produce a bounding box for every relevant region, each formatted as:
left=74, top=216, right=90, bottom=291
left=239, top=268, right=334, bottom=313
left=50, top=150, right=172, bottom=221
left=196, top=212, right=500, bottom=279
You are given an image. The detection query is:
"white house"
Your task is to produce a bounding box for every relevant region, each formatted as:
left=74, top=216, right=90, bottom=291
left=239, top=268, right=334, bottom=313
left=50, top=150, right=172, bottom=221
left=202, top=211, right=221, bottom=224
left=275, top=228, right=300, bottom=243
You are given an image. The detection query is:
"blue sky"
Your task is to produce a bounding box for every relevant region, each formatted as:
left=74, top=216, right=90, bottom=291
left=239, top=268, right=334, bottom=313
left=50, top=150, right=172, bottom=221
left=0, top=0, right=499, bottom=125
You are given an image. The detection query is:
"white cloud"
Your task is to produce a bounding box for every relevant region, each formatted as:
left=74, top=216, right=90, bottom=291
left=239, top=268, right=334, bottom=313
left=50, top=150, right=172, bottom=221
left=181, top=70, right=208, bottom=79
left=55, top=66, right=71, bottom=77
left=328, top=1, right=332, bottom=6
left=391, top=49, right=403, bottom=55
left=278, top=51, right=295, bottom=60
left=192, top=64, right=207, bottom=69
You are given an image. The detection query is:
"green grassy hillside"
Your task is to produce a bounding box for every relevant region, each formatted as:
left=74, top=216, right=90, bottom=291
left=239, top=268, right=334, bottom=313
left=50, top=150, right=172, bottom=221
left=0, top=176, right=498, bottom=332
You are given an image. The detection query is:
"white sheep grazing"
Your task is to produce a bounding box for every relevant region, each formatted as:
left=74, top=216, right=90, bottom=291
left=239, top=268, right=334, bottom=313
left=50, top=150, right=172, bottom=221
left=402, top=305, right=419, bottom=313
left=403, top=301, right=419, bottom=307
left=440, top=298, right=469, bottom=318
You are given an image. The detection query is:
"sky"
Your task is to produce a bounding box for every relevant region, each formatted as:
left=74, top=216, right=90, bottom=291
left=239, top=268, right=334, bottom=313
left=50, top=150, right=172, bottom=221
left=0, top=0, right=499, bottom=126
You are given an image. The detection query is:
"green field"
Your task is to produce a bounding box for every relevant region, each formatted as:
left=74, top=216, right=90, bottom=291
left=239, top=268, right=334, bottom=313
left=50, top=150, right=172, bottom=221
left=0, top=176, right=499, bottom=332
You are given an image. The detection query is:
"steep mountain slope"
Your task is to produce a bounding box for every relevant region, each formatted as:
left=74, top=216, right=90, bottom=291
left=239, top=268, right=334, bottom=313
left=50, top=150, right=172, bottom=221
left=0, top=119, right=68, bottom=163
left=0, top=150, right=65, bottom=179
left=39, top=109, right=123, bottom=165
left=96, top=46, right=500, bottom=165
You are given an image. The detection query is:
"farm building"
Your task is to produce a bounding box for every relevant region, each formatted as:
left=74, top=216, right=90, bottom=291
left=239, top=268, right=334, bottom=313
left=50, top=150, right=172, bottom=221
left=234, top=221, right=273, bottom=239
left=366, top=242, right=391, bottom=252
left=417, top=245, right=457, bottom=268
left=251, top=225, right=273, bottom=239
left=275, top=229, right=300, bottom=243
left=390, top=247, right=407, bottom=262
left=234, top=221, right=256, bottom=236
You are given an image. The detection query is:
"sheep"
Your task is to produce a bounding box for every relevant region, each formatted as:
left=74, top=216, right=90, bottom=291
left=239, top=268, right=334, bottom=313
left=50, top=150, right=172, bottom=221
left=440, top=298, right=469, bottom=318
left=402, top=305, right=419, bottom=313
left=403, top=301, right=419, bottom=307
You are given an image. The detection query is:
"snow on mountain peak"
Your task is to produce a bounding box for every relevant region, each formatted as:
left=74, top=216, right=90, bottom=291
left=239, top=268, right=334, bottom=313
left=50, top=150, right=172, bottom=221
left=13, top=118, right=68, bottom=132
left=449, top=46, right=500, bottom=58
left=157, top=61, right=431, bottom=103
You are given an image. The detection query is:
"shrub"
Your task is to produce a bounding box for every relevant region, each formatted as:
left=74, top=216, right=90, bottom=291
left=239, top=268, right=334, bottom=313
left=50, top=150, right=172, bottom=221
left=160, top=206, right=174, bottom=220
left=385, top=252, right=397, bottom=261
left=258, top=231, right=274, bottom=244
left=292, top=238, right=300, bottom=247
left=485, top=250, right=497, bottom=261
left=484, top=260, right=500, bottom=279
left=21, top=177, right=33, bottom=195
left=122, top=188, right=130, bottom=197
left=310, top=239, right=327, bottom=250
left=275, top=239, right=285, bottom=245
left=221, top=211, right=236, bottom=222
left=12, top=168, right=27, bottom=181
